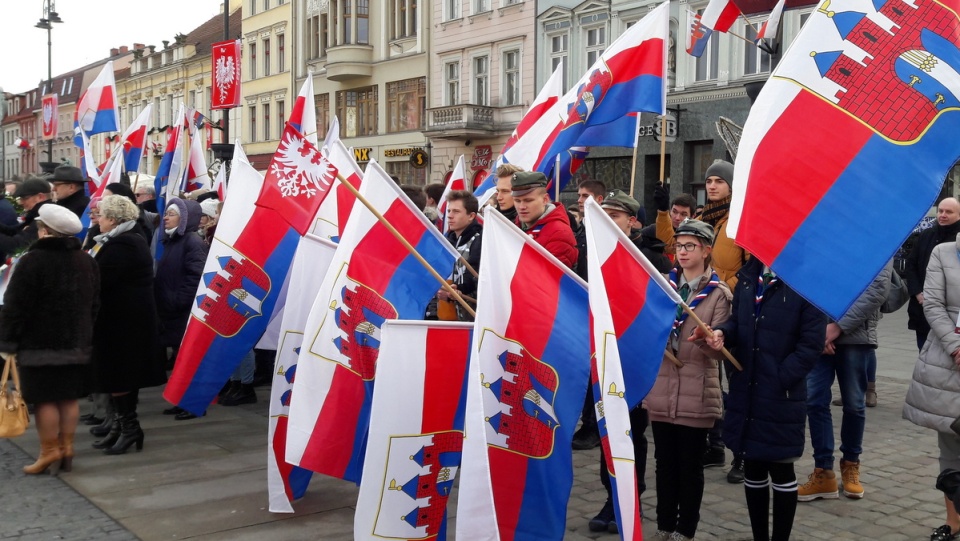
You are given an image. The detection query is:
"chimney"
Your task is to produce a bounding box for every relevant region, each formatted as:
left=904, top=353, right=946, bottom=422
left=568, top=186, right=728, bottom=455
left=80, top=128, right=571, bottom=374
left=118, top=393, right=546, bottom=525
left=120, top=45, right=129, bottom=54
left=134, top=43, right=145, bottom=50
left=162, top=40, right=170, bottom=49
left=110, top=47, right=119, bottom=57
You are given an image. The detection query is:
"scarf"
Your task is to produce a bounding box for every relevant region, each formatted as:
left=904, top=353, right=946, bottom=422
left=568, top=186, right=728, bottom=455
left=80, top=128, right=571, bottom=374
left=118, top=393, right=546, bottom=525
left=669, top=268, right=720, bottom=338
left=92, top=220, right=137, bottom=252
left=700, top=195, right=731, bottom=228
left=755, top=268, right=780, bottom=316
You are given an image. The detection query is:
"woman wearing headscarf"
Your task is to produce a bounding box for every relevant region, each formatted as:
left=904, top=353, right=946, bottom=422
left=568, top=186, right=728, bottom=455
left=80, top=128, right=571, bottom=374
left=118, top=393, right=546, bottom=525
left=0, top=205, right=99, bottom=474
left=90, top=195, right=166, bottom=454
left=155, top=197, right=208, bottom=419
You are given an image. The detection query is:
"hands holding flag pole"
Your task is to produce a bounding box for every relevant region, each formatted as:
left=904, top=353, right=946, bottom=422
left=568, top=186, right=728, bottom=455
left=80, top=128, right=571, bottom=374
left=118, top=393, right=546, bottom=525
left=690, top=313, right=742, bottom=370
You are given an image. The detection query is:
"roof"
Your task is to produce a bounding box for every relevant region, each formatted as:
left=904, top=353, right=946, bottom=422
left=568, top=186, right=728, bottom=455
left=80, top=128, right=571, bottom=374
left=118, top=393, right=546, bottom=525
left=187, top=7, right=243, bottom=56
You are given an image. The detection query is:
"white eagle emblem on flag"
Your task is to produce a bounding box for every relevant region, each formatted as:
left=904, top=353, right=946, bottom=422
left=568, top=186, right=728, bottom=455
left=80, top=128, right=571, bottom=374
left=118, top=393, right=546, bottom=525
left=215, top=53, right=236, bottom=103
left=269, top=128, right=336, bottom=199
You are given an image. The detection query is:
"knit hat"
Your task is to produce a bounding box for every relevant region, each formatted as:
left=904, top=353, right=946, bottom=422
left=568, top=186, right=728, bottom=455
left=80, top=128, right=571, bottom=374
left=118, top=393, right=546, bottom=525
left=38, top=203, right=83, bottom=235
left=704, top=160, right=734, bottom=186
left=199, top=199, right=219, bottom=218
left=674, top=218, right=715, bottom=245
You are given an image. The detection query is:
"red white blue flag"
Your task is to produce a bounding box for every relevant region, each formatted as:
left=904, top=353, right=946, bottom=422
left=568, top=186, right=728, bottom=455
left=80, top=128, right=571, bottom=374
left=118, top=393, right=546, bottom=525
left=728, top=0, right=960, bottom=319
left=154, top=104, right=186, bottom=214
left=584, top=198, right=682, bottom=539
left=163, top=147, right=301, bottom=415
left=457, top=208, right=590, bottom=541
left=686, top=0, right=742, bottom=57
left=355, top=320, right=472, bottom=540
left=75, top=61, right=120, bottom=135
left=438, top=155, right=467, bottom=233
left=267, top=233, right=337, bottom=513
left=120, top=104, right=152, bottom=174
left=182, top=127, right=212, bottom=193
left=285, top=159, right=460, bottom=482
left=312, top=122, right=364, bottom=242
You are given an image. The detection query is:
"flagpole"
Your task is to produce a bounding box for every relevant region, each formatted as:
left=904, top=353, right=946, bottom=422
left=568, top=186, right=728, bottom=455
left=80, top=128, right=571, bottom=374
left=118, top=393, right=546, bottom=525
left=555, top=154, right=561, bottom=201
left=739, top=13, right=759, bottom=34
left=665, top=349, right=683, bottom=368
left=658, top=115, right=667, bottom=184
left=728, top=29, right=758, bottom=46
left=629, top=117, right=642, bottom=196
left=680, top=302, right=742, bottom=370
left=334, top=173, right=476, bottom=318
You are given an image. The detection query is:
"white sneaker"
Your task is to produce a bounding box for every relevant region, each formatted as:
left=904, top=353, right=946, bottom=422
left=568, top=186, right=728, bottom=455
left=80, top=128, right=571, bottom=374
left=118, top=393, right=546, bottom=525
left=669, top=532, right=694, bottom=541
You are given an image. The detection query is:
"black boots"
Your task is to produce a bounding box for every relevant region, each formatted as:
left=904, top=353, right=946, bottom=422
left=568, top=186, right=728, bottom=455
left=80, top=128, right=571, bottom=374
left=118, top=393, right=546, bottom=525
left=92, top=396, right=121, bottom=450
left=89, top=397, right=116, bottom=437
left=220, top=383, right=257, bottom=406
left=103, top=392, right=144, bottom=455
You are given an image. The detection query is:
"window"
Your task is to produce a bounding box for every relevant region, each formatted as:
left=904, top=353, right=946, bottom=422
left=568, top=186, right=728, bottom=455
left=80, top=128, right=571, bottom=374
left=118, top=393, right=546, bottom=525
left=586, top=26, right=606, bottom=66
left=473, top=56, right=489, bottom=105
left=249, top=105, right=258, bottom=142
left=264, top=39, right=271, bottom=77
left=277, top=100, right=285, bottom=138
left=391, top=0, right=417, bottom=38
left=387, top=77, right=426, bottom=133
left=154, top=97, right=161, bottom=127
left=549, top=33, right=568, bottom=89
left=502, top=50, right=520, bottom=106
left=444, top=61, right=460, bottom=105
left=475, top=0, right=490, bottom=13
left=316, top=93, right=330, bottom=137
left=250, top=0, right=256, bottom=14
left=264, top=103, right=271, bottom=141
left=445, top=0, right=460, bottom=21
left=387, top=160, right=427, bottom=185
left=264, top=0, right=270, bottom=9
left=358, top=0, right=370, bottom=43
left=308, top=16, right=321, bottom=58
left=337, top=86, right=378, bottom=137
left=743, top=22, right=772, bottom=76
left=250, top=43, right=257, bottom=79
left=694, top=26, right=719, bottom=81
left=278, top=35, right=285, bottom=72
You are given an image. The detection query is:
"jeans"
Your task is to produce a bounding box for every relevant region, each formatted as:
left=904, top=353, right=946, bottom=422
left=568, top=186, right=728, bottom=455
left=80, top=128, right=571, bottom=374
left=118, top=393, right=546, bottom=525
left=652, top=422, right=708, bottom=538
left=230, top=350, right=256, bottom=384
left=806, top=344, right=871, bottom=469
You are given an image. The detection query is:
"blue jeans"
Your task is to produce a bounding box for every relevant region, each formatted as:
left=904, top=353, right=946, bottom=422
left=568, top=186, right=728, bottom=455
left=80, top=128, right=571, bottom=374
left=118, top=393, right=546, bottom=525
left=806, top=344, right=872, bottom=469
left=230, top=350, right=256, bottom=384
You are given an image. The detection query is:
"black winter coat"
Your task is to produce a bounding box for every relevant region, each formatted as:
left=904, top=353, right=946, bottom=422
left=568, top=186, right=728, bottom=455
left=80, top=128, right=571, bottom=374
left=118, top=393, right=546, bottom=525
left=905, top=221, right=960, bottom=331
left=56, top=189, right=91, bottom=219
left=716, top=258, right=827, bottom=462
left=92, top=227, right=167, bottom=392
left=155, top=199, right=208, bottom=346
left=446, top=220, right=482, bottom=321
left=0, top=236, right=99, bottom=367
left=0, top=200, right=54, bottom=257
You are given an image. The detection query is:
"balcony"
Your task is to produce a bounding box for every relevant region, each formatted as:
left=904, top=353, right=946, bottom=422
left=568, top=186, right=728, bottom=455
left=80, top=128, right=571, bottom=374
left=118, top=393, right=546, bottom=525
left=425, top=103, right=507, bottom=140
left=324, top=45, right=374, bottom=81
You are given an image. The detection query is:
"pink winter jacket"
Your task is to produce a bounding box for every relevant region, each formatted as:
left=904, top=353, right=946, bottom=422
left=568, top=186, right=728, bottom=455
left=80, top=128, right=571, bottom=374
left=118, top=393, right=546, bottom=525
left=645, top=267, right=732, bottom=428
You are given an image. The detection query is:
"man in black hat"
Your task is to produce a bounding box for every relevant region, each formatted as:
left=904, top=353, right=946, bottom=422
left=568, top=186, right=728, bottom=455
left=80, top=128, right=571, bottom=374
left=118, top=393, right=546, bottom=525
left=0, top=177, right=54, bottom=257
left=50, top=165, right=90, bottom=219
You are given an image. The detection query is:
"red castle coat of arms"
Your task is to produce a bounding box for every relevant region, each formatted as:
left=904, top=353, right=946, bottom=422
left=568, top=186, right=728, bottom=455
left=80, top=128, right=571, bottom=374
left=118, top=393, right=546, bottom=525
left=193, top=249, right=271, bottom=337
left=478, top=330, right=560, bottom=459
left=564, top=68, right=614, bottom=129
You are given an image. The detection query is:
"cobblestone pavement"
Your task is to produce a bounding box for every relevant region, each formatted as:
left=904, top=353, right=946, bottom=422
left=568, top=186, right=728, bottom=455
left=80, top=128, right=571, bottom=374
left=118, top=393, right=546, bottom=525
left=3, top=308, right=951, bottom=540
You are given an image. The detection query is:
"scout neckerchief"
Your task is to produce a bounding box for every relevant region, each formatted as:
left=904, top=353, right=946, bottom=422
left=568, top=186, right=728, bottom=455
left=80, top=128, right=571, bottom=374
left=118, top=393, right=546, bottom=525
left=669, top=268, right=720, bottom=338
left=755, top=266, right=779, bottom=316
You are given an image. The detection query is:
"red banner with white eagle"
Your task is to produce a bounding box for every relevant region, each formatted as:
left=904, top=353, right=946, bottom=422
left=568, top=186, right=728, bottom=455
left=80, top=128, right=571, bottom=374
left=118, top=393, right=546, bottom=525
left=211, top=40, right=241, bottom=110
left=41, top=94, right=58, bottom=140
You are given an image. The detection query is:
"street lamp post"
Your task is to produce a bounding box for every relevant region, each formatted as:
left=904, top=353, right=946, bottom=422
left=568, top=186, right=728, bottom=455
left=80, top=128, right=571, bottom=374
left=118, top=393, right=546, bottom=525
left=35, top=0, right=63, bottom=174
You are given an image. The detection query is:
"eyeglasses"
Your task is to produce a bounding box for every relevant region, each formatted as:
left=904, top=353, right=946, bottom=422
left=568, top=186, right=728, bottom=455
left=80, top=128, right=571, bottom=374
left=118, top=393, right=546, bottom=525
left=675, top=242, right=702, bottom=252
left=135, top=193, right=148, bottom=197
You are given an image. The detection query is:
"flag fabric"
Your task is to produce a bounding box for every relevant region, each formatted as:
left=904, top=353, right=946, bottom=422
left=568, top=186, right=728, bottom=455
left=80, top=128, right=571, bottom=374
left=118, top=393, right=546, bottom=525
left=354, top=320, right=472, bottom=540
left=285, top=159, right=460, bottom=482
left=439, top=155, right=467, bottom=234
left=473, top=62, right=565, bottom=204
left=267, top=233, right=337, bottom=513
left=41, top=94, right=58, bottom=140
left=121, top=104, right=152, bottom=174
left=212, top=162, right=227, bottom=201
left=755, top=0, right=786, bottom=42
left=583, top=198, right=682, bottom=539
left=288, top=75, right=318, bottom=146
left=162, top=147, right=301, bottom=415
left=312, top=125, right=363, bottom=242
left=75, top=61, right=120, bottom=135
left=728, top=0, right=960, bottom=319
left=686, top=0, right=742, bottom=57
left=212, top=40, right=242, bottom=109
left=501, top=2, right=668, bottom=193
left=456, top=208, right=590, bottom=541
left=77, top=129, right=102, bottom=184
left=154, top=104, right=186, bottom=216
left=257, top=123, right=337, bottom=235
left=182, top=128, right=212, bottom=193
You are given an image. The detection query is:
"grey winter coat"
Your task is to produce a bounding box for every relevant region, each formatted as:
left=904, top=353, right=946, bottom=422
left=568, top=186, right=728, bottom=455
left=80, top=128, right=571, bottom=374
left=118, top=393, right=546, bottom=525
left=903, top=236, right=960, bottom=433
left=834, top=260, right=891, bottom=347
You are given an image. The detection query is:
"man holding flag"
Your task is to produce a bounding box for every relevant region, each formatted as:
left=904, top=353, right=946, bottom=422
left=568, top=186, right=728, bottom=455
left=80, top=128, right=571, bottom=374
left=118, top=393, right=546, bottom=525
left=436, top=190, right=482, bottom=321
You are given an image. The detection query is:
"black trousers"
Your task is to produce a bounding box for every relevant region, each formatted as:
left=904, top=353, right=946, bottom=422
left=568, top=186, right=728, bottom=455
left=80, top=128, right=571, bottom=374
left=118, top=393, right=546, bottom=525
left=652, top=422, right=708, bottom=538
left=600, top=406, right=649, bottom=497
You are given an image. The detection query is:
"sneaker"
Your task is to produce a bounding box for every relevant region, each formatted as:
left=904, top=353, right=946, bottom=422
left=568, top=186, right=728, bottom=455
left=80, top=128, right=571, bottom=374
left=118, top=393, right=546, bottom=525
left=588, top=500, right=616, bottom=533
left=703, top=446, right=725, bottom=468
left=931, top=525, right=957, bottom=541
left=572, top=428, right=601, bottom=450
left=840, top=459, right=864, bottom=499
left=798, top=468, right=839, bottom=501
left=831, top=397, right=842, bottom=406
left=727, top=458, right=744, bottom=484
left=653, top=532, right=674, bottom=540
left=669, top=532, right=694, bottom=541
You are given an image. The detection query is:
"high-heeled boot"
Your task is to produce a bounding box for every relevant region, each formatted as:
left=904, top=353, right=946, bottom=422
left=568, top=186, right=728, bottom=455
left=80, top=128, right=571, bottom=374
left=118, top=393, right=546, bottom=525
left=60, top=433, right=75, bottom=472
left=23, top=436, right=63, bottom=475
left=89, top=397, right=116, bottom=437
left=105, top=392, right=143, bottom=455
left=92, top=413, right=121, bottom=449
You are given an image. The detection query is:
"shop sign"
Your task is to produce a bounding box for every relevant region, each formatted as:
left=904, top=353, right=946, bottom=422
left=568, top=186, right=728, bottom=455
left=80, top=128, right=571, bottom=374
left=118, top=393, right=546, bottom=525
left=354, top=147, right=372, bottom=162
left=471, top=145, right=493, bottom=171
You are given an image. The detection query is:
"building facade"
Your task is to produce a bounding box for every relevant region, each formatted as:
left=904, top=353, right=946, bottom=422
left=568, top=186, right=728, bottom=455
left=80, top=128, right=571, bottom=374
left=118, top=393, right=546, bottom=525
left=2, top=93, right=30, bottom=181
left=294, top=0, right=431, bottom=184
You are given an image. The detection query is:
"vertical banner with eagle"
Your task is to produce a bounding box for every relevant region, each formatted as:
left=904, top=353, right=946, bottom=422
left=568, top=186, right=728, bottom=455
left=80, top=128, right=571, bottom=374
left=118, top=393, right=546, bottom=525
left=163, top=148, right=301, bottom=415
left=354, top=320, right=472, bottom=541
left=285, top=159, right=460, bottom=483
left=729, top=0, right=960, bottom=319
left=41, top=94, right=58, bottom=141
left=212, top=39, right=241, bottom=110
left=456, top=209, right=590, bottom=541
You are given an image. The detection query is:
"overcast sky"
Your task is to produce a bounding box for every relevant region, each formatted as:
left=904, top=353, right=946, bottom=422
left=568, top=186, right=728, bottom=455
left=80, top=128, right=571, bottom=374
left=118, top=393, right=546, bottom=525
left=1, top=0, right=227, bottom=94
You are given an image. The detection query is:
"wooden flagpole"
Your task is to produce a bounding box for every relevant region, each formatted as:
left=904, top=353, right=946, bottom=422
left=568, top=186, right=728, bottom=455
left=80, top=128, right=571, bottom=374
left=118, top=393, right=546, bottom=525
left=333, top=173, right=476, bottom=318
left=681, top=302, right=742, bottom=370
left=658, top=115, right=668, bottom=184
left=629, top=116, right=642, bottom=195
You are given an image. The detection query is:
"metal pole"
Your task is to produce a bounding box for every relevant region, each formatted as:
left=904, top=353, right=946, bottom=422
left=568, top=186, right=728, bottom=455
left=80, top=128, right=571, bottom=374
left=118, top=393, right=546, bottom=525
left=221, top=4, right=230, bottom=144
left=46, top=0, right=53, bottom=167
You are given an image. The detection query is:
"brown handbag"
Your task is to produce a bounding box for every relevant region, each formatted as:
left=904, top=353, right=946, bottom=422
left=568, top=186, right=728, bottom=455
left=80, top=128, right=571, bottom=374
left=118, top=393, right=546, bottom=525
left=0, top=355, right=29, bottom=438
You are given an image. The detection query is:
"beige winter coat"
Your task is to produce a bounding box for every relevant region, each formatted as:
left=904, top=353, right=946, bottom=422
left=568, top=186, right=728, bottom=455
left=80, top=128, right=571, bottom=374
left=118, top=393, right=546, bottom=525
left=645, top=267, right=732, bottom=428
left=903, top=237, right=960, bottom=433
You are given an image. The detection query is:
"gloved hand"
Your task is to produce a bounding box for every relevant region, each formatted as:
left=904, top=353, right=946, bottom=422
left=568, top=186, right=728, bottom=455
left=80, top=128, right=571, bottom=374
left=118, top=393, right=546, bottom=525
left=654, top=183, right=670, bottom=212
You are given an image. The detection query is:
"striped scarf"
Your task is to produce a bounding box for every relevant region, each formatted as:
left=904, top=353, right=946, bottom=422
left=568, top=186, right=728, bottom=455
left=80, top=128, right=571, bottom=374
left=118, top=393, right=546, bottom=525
left=701, top=195, right=731, bottom=228
left=670, top=269, right=720, bottom=337
left=755, top=271, right=779, bottom=316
